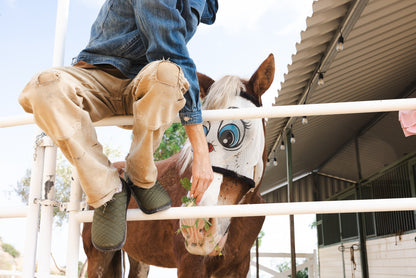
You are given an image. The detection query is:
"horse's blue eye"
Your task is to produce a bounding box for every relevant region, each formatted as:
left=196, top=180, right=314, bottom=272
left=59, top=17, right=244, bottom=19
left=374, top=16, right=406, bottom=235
left=218, top=124, right=241, bottom=149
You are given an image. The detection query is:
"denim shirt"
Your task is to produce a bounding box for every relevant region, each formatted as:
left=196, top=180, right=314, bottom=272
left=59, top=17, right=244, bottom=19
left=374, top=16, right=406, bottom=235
left=73, top=0, right=218, bottom=125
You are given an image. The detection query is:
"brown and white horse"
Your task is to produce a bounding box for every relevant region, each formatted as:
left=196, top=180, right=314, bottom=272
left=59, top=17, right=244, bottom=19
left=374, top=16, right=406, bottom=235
left=82, top=54, right=275, bottom=278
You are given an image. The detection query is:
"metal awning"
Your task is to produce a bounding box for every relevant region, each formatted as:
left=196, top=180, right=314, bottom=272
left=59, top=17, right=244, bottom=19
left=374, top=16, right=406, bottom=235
left=261, top=0, right=416, bottom=195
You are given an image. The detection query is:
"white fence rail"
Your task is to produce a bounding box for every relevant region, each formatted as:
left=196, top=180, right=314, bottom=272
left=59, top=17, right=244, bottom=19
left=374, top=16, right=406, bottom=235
left=249, top=251, right=317, bottom=278
left=2, top=97, right=416, bottom=129
left=0, top=269, right=64, bottom=278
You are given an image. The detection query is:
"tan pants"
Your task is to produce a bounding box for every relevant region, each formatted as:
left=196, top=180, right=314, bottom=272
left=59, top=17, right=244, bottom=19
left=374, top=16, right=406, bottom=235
left=19, top=60, right=188, bottom=208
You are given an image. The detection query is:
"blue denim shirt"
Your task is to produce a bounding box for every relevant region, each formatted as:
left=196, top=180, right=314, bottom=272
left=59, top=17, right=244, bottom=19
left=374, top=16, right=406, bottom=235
left=73, top=0, right=218, bottom=125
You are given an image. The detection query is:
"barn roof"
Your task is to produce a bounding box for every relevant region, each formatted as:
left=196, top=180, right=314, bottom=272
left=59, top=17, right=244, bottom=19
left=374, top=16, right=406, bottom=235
left=261, top=0, right=416, bottom=195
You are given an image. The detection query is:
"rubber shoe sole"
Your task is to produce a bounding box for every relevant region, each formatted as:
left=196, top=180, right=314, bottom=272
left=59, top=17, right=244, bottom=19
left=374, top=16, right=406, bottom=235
left=127, top=178, right=172, bottom=214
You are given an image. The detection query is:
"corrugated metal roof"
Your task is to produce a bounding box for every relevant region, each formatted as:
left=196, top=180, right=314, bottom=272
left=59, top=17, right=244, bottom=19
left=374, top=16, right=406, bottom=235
left=261, top=0, right=416, bottom=195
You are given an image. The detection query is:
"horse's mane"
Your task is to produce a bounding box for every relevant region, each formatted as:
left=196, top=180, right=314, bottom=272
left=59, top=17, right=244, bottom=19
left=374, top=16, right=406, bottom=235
left=178, top=75, right=246, bottom=174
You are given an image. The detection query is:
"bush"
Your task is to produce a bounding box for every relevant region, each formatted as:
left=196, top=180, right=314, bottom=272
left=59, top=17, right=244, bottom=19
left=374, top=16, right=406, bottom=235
left=2, top=243, right=20, bottom=258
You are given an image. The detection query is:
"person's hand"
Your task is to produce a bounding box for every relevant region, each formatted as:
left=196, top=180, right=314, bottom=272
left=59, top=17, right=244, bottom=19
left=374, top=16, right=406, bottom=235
left=184, top=124, right=214, bottom=204
left=190, top=148, right=213, bottom=204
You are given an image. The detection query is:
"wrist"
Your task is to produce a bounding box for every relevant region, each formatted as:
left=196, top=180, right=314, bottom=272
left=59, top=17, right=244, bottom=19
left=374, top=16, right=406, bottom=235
left=184, top=124, right=210, bottom=158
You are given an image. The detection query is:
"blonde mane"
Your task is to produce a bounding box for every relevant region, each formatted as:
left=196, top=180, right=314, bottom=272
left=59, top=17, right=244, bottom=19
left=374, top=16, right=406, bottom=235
left=178, top=75, right=246, bottom=174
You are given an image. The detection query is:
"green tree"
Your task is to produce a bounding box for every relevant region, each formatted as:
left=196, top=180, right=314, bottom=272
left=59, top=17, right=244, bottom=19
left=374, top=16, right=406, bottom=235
left=1, top=242, right=20, bottom=258
left=252, top=230, right=265, bottom=248
left=257, top=230, right=265, bottom=246
left=277, top=261, right=290, bottom=272
left=276, top=260, right=309, bottom=278
left=309, top=221, right=317, bottom=229
left=295, top=268, right=309, bottom=278
left=154, top=123, right=187, bottom=161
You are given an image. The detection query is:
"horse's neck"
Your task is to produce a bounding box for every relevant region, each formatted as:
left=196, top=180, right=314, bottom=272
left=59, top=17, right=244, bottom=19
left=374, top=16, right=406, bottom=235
left=155, top=153, right=181, bottom=174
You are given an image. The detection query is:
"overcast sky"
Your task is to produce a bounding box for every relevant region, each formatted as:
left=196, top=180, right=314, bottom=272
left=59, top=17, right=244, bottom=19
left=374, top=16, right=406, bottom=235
left=0, top=0, right=315, bottom=276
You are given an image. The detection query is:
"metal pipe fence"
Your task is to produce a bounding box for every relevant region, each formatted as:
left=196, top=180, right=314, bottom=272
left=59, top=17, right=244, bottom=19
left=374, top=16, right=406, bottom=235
left=1, top=1, right=416, bottom=277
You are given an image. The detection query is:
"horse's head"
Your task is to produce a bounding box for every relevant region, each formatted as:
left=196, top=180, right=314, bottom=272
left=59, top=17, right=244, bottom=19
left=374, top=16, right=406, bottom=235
left=178, top=54, right=275, bottom=256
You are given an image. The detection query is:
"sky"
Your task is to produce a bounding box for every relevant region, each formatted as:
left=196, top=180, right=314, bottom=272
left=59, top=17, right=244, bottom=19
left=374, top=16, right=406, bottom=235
left=0, top=0, right=315, bottom=276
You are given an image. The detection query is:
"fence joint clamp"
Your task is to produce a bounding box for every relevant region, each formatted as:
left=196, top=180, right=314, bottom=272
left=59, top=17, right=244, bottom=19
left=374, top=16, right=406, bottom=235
left=34, top=198, right=61, bottom=208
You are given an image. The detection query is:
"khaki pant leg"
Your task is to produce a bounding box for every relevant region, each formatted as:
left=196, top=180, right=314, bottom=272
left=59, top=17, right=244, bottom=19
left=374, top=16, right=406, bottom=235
left=125, top=60, right=189, bottom=188
left=18, top=67, right=124, bottom=208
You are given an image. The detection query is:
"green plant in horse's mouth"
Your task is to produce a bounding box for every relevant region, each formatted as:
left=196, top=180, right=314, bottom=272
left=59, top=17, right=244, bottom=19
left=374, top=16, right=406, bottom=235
left=180, top=178, right=196, bottom=206
left=177, top=178, right=216, bottom=239
left=176, top=178, right=223, bottom=256
left=214, top=244, right=223, bottom=256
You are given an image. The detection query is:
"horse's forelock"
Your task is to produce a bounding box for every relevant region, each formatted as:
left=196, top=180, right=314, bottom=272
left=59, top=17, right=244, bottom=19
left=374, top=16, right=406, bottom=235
left=178, top=75, right=246, bottom=174
left=202, top=75, right=246, bottom=110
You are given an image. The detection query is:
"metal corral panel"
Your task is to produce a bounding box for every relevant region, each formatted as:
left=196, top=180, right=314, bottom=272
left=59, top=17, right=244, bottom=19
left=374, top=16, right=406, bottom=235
left=263, top=173, right=354, bottom=203
left=262, top=0, right=416, bottom=194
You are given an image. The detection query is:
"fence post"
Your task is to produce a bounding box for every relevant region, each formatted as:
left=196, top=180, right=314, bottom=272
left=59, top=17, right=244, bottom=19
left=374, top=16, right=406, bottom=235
left=37, top=137, right=58, bottom=277
left=65, top=168, right=83, bottom=278
left=36, top=0, right=70, bottom=276
left=22, top=131, right=45, bottom=278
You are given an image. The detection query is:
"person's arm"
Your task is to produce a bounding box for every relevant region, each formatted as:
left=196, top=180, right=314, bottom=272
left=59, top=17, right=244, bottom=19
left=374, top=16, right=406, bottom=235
left=184, top=124, right=214, bottom=204
left=133, top=1, right=214, bottom=200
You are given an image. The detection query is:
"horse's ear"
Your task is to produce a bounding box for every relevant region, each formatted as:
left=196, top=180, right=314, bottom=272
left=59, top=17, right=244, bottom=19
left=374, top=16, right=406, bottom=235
left=248, top=54, right=275, bottom=97
left=197, top=72, right=215, bottom=99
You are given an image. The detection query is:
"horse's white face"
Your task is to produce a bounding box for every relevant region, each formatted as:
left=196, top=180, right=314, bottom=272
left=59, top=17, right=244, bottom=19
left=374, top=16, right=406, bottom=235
left=203, top=96, right=265, bottom=189
left=180, top=91, right=265, bottom=256
left=179, top=54, right=274, bottom=257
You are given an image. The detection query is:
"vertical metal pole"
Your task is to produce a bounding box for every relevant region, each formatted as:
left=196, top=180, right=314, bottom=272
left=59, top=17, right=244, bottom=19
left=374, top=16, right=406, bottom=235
left=22, top=131, right=45, bottom=278
left=66, top=168, right=82, bottom=278
left=354, top=137, right=369, bottom=278
left=36, top=0, right=70, bottom=276
left=255, top=238, right=259, bottom=278
left=340, top=243, right=346, bottom=278
left=285, top=130, right=296, bottom=278
left=52, top=0, right=70, bottom=68
left=338, top=214, right=346, bottom=278
left=312, top=249, right=317, bottom=278
left=37, top=137, right=57, bottom=277
left=409, top=160, right=416, bottom=228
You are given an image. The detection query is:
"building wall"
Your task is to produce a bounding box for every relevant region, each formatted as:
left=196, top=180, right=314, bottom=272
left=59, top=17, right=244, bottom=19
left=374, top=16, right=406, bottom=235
left=319, top=232, right=416, bottom=278
left=367, top=232, right=416, bottom=277
left=319, top=241, right=361, bottom=278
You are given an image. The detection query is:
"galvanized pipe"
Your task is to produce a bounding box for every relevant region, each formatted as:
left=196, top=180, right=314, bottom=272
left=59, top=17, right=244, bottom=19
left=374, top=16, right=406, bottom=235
left=65, top=168, right=83, bottom=278
left=52, top=0, right=70, bottom=67
left=28, top=0, right=69, bottom=276
left=2, top=98, right=416, bottom=128
left=74, top=197, right=416, bottom=223
left=286, top=130, right=297, bottom=278
left=37, top=137, right=57, bottom=277
left=22, top=132, right=45, bottom=278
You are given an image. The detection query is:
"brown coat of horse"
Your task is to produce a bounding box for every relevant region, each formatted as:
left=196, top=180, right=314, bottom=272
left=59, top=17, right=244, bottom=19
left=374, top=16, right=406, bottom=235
left=82, top=54, right=275, bottom=278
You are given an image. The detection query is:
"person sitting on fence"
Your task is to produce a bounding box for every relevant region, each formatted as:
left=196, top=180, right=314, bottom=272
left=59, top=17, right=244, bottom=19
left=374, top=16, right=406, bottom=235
left=18, top=0, right=218, bottom=252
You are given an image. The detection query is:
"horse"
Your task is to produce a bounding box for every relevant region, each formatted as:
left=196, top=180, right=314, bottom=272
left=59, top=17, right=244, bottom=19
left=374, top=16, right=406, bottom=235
left=81, top=54, right=275, bottom=278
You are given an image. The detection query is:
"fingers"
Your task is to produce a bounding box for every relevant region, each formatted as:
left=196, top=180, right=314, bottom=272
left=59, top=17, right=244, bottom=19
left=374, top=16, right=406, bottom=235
left=191, top=170, right=214, bottom=204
